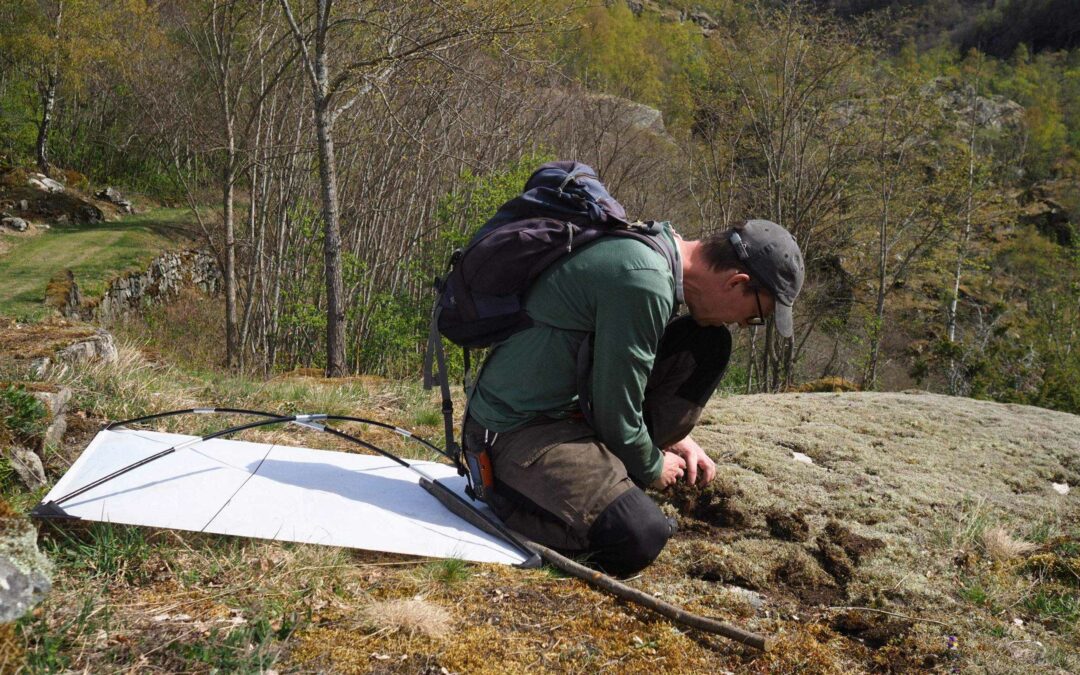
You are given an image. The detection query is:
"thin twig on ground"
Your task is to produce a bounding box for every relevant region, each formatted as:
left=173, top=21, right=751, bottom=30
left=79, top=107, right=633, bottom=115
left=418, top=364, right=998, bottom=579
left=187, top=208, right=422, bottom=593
left=825, top=605, right=950, bottom=628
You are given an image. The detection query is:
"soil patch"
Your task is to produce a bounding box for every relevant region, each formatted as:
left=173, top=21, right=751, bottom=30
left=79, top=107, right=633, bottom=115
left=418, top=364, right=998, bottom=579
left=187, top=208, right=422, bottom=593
left=771, top=547, right=847, bottom=605
left=766, top=508, right=811, bottom=542
left=666, top=478, right=757, bottom=530
left=829, top=609, right=912, bottom=648
left=823, top=521, right=885, bottom=564
left=815, top=521, right=884, bottom=584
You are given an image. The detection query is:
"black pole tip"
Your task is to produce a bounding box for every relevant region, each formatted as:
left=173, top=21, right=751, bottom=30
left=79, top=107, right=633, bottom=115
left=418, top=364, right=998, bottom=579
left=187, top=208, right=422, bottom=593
left=30, top=501, right=78, bottom=520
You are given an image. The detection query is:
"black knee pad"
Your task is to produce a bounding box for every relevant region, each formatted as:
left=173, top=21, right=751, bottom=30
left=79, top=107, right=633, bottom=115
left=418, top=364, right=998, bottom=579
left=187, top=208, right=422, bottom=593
left=585, top=488, right=673, bottom=576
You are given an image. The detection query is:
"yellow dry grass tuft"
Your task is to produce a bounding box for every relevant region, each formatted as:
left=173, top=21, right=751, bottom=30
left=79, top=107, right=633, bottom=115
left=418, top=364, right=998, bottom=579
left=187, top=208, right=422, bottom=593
left=360, top=597, right=452, bottom=639
left=981, top=526, right=1037, bottom=563
left=0, top=623, right=25, bottom=674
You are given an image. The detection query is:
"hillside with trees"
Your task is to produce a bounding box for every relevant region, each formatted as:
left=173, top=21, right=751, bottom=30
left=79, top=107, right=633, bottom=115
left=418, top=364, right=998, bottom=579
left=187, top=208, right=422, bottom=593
left=3, top=0, right=1075, bottom=413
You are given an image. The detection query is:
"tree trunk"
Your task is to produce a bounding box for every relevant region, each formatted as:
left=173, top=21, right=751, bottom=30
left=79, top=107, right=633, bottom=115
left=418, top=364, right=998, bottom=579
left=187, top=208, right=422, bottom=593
left=36, top=1, right=64, bottom=175
left=314, top=98, right=347, bottom=377
left=36, top=70, right=57, bottom=174
left=223, top=153, right=239, bottom=370
left=947, top=102, right=979, bottom=395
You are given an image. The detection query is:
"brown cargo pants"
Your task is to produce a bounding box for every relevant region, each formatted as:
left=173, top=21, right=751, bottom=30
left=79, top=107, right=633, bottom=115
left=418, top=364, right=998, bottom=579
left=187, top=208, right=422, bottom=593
left=465, top=316, right=732, bottom=575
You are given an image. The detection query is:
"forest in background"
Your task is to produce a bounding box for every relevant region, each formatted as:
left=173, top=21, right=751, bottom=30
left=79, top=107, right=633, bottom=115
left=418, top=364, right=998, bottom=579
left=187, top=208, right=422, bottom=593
left=0, top=0, right=1078, bottom=414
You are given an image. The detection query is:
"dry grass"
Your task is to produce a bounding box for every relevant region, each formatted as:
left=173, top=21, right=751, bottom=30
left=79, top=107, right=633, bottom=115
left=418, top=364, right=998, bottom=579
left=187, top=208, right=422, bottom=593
left=982, top=526, right=1038, bottom=563
left=360, top=597, right=453, bottom=638
left=54, top=340, right=196, bottom=423
left=0, top=623, right=24, bottom=675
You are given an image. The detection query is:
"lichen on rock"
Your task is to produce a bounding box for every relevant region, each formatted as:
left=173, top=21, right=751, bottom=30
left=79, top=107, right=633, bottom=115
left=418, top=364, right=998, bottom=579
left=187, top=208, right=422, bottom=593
left=0, top=499, right=52, bottom=623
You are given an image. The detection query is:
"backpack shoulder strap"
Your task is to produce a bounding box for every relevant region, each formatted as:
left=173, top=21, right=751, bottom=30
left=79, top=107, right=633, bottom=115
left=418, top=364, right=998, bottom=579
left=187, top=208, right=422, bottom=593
left=612, top=220, right=680, bottom=282
left=574, top=221, right=680, bottom=430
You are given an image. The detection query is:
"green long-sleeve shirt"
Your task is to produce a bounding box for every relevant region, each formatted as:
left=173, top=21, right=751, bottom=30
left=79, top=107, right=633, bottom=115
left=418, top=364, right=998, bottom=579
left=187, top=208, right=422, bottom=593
left=467, top=226, right=679, bottom=485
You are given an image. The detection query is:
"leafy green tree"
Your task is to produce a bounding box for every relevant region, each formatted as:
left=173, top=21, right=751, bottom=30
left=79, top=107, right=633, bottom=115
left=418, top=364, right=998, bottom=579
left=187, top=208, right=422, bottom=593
left=987, top=45, right=1070, bottom=179
left=280, top=0, right=553, bottom=376
left=350, top=153, right=552, bottom=376
left=4, top=0, right=152, bottom=173
left=556, top=3, right=707, bottom=130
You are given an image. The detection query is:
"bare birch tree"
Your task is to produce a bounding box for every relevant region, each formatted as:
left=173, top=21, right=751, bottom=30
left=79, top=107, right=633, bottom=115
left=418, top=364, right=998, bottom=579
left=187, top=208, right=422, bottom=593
left=278, top=0, right=550, bottom=375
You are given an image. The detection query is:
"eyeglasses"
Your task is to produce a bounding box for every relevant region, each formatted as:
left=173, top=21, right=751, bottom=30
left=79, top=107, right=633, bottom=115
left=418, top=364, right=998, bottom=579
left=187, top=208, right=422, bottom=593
left=747, top=289, right=765, bottom=327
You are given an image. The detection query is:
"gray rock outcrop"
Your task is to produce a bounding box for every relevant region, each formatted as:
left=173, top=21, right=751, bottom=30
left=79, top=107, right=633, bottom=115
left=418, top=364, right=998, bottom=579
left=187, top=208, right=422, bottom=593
left=33, top=387, right=72, bottom=450
left=57, top=329, right=119, bottom=366
left=26, top=173, right=64, bottom=194
left=546, top=88, right=668, bottom=136
left=46, top=269, right=84, bottom=319
left=95, top=249, right=221, bottom=323
left=0, top=508, right=53, bottom=623
left=626, top=1, right=720, bottom=35
left=1, top=216, right=28, bottom=232
left=7, top=448, right=47, bottom=490
left=94, top=187, right=134, bottom=214
left=31, top=329, right=119, bottom=377
left=923, top=77, right=1025, bottom=131
left=1020, top=180, right=1076, bottom=246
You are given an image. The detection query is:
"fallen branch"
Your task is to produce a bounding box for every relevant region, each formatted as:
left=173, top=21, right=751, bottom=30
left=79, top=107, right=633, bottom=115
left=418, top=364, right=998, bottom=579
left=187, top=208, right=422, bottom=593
left=420, top=478, right=769, bottom=650
left=529, top=540, right=770, bottom=651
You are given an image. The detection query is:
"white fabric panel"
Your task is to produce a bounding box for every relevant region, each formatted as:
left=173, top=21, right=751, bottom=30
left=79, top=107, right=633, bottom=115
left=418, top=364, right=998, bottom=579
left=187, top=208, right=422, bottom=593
left=42, top=429, right=526, bottom=566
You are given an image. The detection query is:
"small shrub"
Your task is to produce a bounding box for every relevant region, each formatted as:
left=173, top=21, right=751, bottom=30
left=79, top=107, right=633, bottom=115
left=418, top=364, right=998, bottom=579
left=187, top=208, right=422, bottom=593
left=0, top=384, right=48, bottom=445
left=60, top=169, right=88, bottom=191
left=960, top=581, right=989, bottom=606
left=0, top=167, right=29, bottom=189
left=790, top=376, right=862, bottom=393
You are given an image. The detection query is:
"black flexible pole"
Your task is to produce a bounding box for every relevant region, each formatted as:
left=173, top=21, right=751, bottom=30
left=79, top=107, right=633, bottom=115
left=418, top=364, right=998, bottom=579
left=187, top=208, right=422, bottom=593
left=38, top=414, right=296, bottom=509
left=105, top=407, right=289, bottom=430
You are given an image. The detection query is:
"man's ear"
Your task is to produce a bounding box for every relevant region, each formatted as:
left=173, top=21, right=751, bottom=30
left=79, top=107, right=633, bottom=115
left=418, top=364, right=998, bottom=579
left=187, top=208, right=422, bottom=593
left=721, top=270, right=751, bottom=290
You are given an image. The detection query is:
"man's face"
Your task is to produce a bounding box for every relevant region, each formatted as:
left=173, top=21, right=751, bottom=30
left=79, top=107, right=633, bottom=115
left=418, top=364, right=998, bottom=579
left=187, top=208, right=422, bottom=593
left=687, top=269, right=776, bottom=328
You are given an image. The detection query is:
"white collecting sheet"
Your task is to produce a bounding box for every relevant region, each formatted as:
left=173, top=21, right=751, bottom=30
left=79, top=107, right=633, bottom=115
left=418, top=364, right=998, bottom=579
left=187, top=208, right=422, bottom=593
left=41, top=428, right=526, bottom=566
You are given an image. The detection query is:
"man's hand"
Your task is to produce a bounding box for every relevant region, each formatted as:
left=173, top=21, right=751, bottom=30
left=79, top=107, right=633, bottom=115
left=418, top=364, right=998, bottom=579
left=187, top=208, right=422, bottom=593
left=665, top=435, right=716, bottom=486
left=650, top=451, right=687, bottom=490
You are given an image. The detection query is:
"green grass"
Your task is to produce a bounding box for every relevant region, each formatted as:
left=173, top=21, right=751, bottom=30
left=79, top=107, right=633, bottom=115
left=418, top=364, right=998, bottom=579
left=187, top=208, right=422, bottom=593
left=424, top=557, right=471, bottom=585
left=42, top=523, right=156, bottom=584
left=17, top=593, right=99, bottom=674
left=1025, top=590, right=1080, bottom=629
left=1, top=383, right=48, bottom=440
left=959, top=580, right=990, bottom=606
left=174, top=617, right=292, bottom=673
left=412, top=408, right=442, bottom=427
left=0, top=207, right=194, bottom=320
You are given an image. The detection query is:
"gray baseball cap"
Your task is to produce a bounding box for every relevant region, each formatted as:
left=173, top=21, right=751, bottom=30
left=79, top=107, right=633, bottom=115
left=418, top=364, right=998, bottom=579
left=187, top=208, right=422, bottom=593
left=728, top=219, right=805, bottom=338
